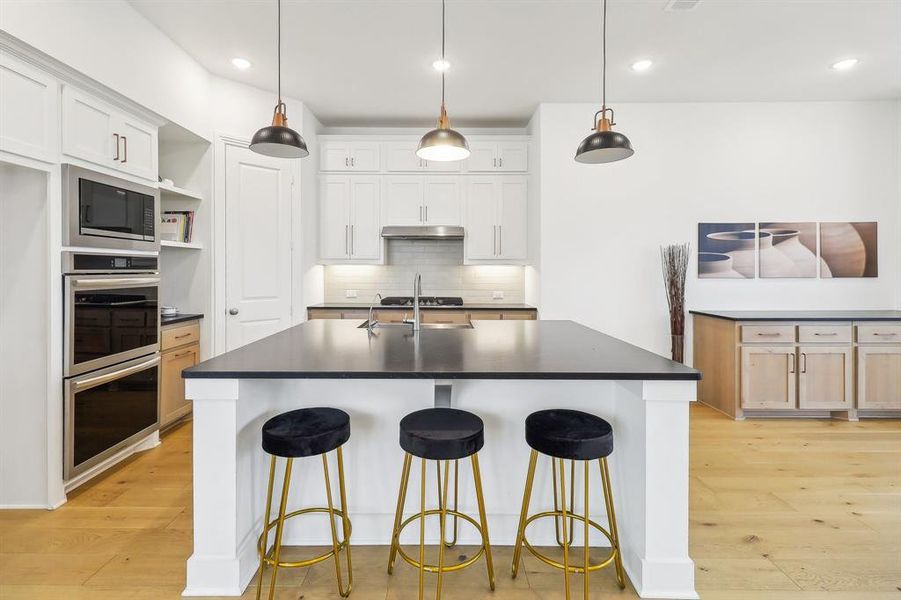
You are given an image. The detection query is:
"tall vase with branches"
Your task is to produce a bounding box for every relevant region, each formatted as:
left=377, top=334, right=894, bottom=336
left=661, top=243, right=690, bottom=363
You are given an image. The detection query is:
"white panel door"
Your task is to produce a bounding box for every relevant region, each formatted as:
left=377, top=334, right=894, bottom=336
left=0, top=54, right=58, bottom=162
left=320, top=176, right=351, bottom=259
left=350, top=177, right=381, bottom=259
left=225, top=146, right=294, bottom=351
left=382, top=177, right=424, bottom=225
left=116, top=115, right=158, bottom=181
left=466, top=142, right=498, bottom=172
left=497, top=142, right=529, bottom=172
left=61, top=86, right=116, bottom=167
left=320, top=141, right=350, bottom=171
left=498, top=177, right=528, bottom=259
left=384, top=142, right=423, bottom=172
left=423, top=176, right=461, bottom=225
left=349, top=142, right=381, bottom=171
left=464, top=178, right=498, bottom=259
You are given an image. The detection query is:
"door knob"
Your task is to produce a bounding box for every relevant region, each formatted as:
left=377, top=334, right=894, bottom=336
left=229, top=308, right=239, bottom=315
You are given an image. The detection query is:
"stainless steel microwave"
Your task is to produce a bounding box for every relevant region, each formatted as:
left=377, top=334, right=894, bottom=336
left=62, top=165, right=160, bottom=251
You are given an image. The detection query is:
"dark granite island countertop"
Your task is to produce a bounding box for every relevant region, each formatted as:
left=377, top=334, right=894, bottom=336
left=184, top=319, right=700, bottom=381
left=690, top=309, right=901, bottom=322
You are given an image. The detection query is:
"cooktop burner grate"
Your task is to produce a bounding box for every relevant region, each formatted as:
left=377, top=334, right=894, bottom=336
left=381, top=296, right=464, bottom=307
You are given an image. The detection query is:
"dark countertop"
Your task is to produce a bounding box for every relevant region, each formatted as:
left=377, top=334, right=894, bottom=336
left=308, top=303, right=537, bottom=311
left=161, top=313, right=204, bottom=326
left=184, top=319, right=700, bottom=381
left=690, top=310, right=901, bottom=322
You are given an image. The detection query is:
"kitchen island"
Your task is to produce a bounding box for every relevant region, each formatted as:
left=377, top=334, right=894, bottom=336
left=182, top=319, right=701, bottom=598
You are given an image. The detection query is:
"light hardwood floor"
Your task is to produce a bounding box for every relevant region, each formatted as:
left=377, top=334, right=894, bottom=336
left=1, top=405, right=899, bottom=599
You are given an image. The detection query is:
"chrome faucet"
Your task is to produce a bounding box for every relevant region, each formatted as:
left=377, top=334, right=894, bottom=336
left=367, top=293, right=382, bottom=335
left=403, top=273, right=422, bottom=331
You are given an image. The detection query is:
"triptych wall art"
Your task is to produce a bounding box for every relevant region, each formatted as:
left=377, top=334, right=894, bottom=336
left=697, top=222, right=878, bottom=279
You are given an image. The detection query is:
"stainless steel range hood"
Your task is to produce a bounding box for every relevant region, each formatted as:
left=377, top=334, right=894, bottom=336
left=381, top=226, right=464, bottom=240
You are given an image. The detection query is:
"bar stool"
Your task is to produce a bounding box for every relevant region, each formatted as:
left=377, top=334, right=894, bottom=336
left=387, top=408, right=495, bottom=600
left=256, top=407, right=353, bottom=600
left=511, top=409, right=625, bottom=600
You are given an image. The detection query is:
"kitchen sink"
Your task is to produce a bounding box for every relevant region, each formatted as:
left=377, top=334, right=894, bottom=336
left=357, top=321, right=473, bottom=330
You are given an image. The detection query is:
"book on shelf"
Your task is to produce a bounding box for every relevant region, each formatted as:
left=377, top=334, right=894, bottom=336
left=160, top=211, right=195, bottom=243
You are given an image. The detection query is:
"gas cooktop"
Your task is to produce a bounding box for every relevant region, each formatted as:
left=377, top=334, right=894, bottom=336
left=381, top=296, right=464, bottom=307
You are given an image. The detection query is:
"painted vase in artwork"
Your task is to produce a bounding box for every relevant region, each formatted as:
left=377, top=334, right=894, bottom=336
left=706, top=231, right=795, bottom=278
left=760, top=228, right=817, bottom=278
left=820, top=222, right=867, bottom=277
left=698, top=252, right=744, bottom=278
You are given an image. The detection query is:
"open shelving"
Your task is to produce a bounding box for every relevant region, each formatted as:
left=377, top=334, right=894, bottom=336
left=161, top=239, right=203, bottom=250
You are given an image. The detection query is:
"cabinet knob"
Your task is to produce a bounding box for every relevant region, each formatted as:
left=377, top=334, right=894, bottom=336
left=228, top=308, right=239, bottom=315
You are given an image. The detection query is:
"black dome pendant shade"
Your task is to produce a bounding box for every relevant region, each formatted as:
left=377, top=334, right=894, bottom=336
left=250, top=0, right=308, bottom=159
left=575, top=0, right=633, bottom=164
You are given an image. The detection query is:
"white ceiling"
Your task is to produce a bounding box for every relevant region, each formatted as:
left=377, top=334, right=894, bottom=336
left=129, top=0, right=901, bottom=127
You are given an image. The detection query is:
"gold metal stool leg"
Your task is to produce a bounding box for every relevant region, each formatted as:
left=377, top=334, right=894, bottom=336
left=387, top=453, right=412, bottom=574
left=418, top=458, right=427, bottom=600
left=323, top=448, right=353, bottom=597
left=436, top=459, right=459, bottom=547
left=553, top=459, right=575, bottom=548
left=558, top=458, right=572, bottom=600
left=267, top=457, right=293, bottom=600
left=511, top=449, right=538, bottom=578
left=471, top=453, right=496, bottom=590
left=600, top=457, right=626, bottom=589
left=582, top=460, right=590, bottom=600
left=255, top=455, right=278, bottom=600
left=435, top=459, right=450, bottom=600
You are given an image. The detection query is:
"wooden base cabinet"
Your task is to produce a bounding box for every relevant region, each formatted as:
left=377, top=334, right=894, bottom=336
left=798, top=346, right=853, bottom=409
left=160, top=321, right=200, bottom=429
left=740, top=346, right=796, bottom=410
left=857, top=346, right=901, bottom=409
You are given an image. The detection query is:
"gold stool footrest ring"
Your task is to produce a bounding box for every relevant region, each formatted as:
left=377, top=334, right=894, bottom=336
left=522, top=510, right=618, bottom=574
left=258, top=507, right=352, bottom=569
left=395, top=509, right=486, bottom=573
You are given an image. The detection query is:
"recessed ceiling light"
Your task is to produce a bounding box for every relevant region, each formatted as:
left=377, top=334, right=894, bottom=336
left=231, top=57, right=252, bottom=70
left=432, top=59, right=451, bottom=72
left=631, top=59, right=653, bottom=72
left=831, top=58, right=859, bottom=71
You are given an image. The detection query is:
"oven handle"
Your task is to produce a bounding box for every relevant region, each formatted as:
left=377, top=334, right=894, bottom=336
left=71, top=277, right=161, bottom=290
left=73, top=355, right=160, bottom=392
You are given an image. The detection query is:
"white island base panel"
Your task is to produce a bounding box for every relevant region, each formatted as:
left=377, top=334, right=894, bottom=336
left=183, top=378, right=698, bottom=599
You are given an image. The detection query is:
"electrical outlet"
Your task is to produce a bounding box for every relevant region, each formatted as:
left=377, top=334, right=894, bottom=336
left=345, top=289, right=358, bottom=298
left=493, top=291, right=504, bottom=300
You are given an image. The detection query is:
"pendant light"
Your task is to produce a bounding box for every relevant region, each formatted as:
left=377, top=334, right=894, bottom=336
left=574, top=0, right=634, bottom=164
left=417, top=0, right=470, bottom=162
left=250, top=0, right=308, bottom=159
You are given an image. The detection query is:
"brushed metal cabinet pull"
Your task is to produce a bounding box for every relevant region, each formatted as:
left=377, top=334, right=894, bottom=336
left=350, top=224, right=354, bottom=255
left=425, top=205, right=428, bottom=222
left=351, top=156, right=355, bottom=167
left=121, top=136, right=127, bottom=163
left=873, top=332, right=898, bottom=336
left=756, top=332, right=781, bottom=337
left=345, top=157, right=349, bottom=167
left=801, top=352, right=807, bottom=373
left=789, top=353, right=796, bottom=374
left=814, top=332, right=837, bottom=336
left=113, top=133, right=120, bottom=160
left=174, top=333, right=191, bottom=339
left=345, top=224, right=349, bottom=255
left=493, top=158, right=497, bottom=168
left=499, top=157, right=503, bottom=168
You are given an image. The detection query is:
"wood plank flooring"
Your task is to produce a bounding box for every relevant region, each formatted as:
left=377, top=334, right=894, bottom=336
left=1, top=404, right=898, bottom=599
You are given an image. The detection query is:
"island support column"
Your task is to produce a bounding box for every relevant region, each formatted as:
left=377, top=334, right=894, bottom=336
left=615, top=379, right=698, bottom=600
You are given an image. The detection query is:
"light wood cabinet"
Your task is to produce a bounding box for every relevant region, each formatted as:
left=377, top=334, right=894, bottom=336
left=741, top=346, right=796, bottom=410
left=159, top=320, right=201, bottom=429
left=421, top=311, right=470, bottom=324
left=798, top=346, right=852, bottom=409
left=857, top=346, right=901, bottom=409
left=0, top=53, right=58, bottom=163
left=307, top=307, right=537, bottom=321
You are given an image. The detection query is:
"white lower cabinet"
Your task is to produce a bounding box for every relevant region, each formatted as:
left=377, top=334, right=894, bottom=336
left=320, top=176, right=381, bottom=262
left=464, top=176, right=527, bottom=261
left=857, top=345, right=901, bottom=409
left=0, top=53, right=58, bottom=163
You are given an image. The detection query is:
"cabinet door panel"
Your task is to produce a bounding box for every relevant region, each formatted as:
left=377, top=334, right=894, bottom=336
left=798, top=346, right=852, bottom=409
left=857, top=346, right=901, bottom=409
left=497, top=142, right=528, bottom=172
left=349, top=142, right=381, bottom=171
left=464, top=178, right=498, bottom=259
left=466, top=142, right=497, bottom=172
left=384, top=142, right=423, bottom=172
left=423, top=176, right=461, bottom=225
left=383, top=177, right=424, bottom=225
left=62, top=86, right=115, bottom=166
left=160, top=343, right=198, bottom=427
left=498, top=177, right=528, bottom=259
left=0, top=55, right=58, bottom=162
left=422, top=157, right=462, bottom=172
left=350, top=178, right=381, bottom=259
left=422, top=311, right=470, bottom=324
left=741, top=346, right=796, bottom=409
left=116, top=116, right=158, bottom=180
left=321, top=141, right=350, bottom=171
left=320, top=177, right=350, bottom=259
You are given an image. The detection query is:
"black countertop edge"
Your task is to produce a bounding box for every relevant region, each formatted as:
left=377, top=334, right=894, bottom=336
left=161, top=313, right=205, bottom=326
left=184, top=371, right=701, bottom=381
left=308, top=303, right=537, bottom=311
left=690, top=310, right=901, bottom=322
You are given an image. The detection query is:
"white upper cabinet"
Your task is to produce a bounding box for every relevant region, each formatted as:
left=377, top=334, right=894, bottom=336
left=463, top=178, right=498, bottom=259
left=497, top=177, right=528, bottom=259
left=464, top=175, right=528, bottom=262
left=465, top=141, right=528, bottom=172
left=61, top=86, right=158, bottom=180
left=423, top=177, right=462, bottom=225
left=383, top=177, right=425, bottom=225
left=320, top=140, right=381, bottom=171
left=0, top=53, right=58, bottom=163
left=320, top=175, right=382, bottom=262
left=382, top=176, right=461, bottom=226
left=384, top=141, right=461, bottom=172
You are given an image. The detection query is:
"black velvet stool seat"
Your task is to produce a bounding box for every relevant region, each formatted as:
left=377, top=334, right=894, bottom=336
left=388, top=408, right=495, bottom=600
left=512, top=409, right=626, bottom=600
left=255, top=407, right=353, bottom=600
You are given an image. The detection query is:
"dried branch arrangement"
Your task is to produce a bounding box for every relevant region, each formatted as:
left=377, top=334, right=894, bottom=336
left=660, top=243, right=690, bottom=362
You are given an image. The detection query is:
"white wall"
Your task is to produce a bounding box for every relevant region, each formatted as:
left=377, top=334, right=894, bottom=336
left=300, top=105, right=324, bottom=314
left=535, top=101, right=901, bottom=362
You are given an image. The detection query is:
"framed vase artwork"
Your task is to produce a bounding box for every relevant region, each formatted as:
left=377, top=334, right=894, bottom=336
left=820, top=222, right=878, bottom=277
left=698, top=222, right=755, bottom=278
left=759, top=222, right=817, bottom=278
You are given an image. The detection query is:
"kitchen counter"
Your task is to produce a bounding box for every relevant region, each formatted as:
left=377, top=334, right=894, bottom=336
left=183, top=320, right=699, bottom=599
left=161, top=312, right=204, bottom=326
left=690, top=309, right=901, bottom=321
left=307, top=302, right=537, bottom=311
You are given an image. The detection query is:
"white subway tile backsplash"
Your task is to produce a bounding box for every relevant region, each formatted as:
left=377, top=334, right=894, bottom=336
left=323, top=240, right=525, bottom=303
